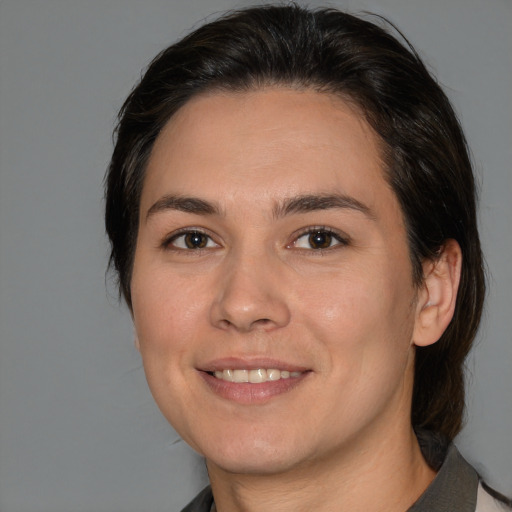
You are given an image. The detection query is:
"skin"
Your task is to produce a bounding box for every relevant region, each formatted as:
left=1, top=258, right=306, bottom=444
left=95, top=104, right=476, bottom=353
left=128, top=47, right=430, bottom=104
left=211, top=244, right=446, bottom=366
left=130, top=88, right=461, bottom=511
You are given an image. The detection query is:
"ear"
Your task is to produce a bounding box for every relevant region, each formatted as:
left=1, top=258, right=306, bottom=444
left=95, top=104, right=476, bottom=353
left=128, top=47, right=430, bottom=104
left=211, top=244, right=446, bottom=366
left=413, top=239, right=462, bottom=347
left=134, top=331, right=141, bottom=351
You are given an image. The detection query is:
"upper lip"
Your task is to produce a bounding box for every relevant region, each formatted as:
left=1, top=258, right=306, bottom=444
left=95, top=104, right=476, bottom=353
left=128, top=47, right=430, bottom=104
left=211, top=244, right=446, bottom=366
left=199, top=357, right=309, bottom=373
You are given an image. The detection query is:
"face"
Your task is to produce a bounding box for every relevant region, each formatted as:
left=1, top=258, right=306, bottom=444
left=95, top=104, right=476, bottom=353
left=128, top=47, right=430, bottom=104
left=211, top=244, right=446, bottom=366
left=131, top=88, right=421, bottom=476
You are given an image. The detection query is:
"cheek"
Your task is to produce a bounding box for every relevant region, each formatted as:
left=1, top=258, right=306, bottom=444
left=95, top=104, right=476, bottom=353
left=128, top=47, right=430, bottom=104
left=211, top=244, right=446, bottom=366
left=130, top=257, right=206, bottom=360
left=130, top=265, right=207, bottom=430
left=296, top=261, right=416, bottom=385
left=298, top=266, right=416, bottom=425
left=298, top=262, right=414, bottom=333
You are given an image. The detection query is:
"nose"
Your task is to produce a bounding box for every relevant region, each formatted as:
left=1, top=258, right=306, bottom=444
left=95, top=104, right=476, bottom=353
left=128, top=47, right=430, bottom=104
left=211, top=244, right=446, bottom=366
left=209, top=251, right=291, bottom=333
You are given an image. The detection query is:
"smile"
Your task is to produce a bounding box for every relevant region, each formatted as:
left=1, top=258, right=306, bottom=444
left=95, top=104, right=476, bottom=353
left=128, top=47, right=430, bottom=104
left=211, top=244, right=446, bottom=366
left=212, top=369, right=303, bottom=383
left=201, top=363, right=309, bottom=404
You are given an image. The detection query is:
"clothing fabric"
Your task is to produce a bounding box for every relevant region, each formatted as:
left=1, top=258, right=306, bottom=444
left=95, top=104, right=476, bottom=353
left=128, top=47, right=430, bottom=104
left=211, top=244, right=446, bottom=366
left=181, top=486, right=213, bottom=512
left=180, top=436, right=510, bottom=512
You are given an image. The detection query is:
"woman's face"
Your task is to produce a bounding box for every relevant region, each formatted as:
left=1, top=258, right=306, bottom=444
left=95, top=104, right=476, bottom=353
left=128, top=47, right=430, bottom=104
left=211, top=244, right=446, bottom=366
left=131, top=88, right=421, bottom=476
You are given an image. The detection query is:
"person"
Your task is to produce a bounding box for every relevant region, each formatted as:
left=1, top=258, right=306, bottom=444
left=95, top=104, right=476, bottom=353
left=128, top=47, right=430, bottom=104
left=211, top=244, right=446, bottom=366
left=104, top=4, right=510, bottom=511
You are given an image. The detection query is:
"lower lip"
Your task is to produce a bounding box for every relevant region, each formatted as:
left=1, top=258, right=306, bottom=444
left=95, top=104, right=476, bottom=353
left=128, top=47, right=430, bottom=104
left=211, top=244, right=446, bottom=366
left=199, top=371, right=310, bottom=404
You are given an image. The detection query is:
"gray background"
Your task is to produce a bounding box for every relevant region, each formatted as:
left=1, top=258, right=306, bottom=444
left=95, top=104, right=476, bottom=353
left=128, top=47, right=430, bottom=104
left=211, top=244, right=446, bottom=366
left=0, top=0, right=510, bottom=510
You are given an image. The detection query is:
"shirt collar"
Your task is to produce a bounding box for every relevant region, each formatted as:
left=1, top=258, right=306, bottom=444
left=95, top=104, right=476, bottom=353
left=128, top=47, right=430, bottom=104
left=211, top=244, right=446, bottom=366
left=408, top=432, right=479, bottom=512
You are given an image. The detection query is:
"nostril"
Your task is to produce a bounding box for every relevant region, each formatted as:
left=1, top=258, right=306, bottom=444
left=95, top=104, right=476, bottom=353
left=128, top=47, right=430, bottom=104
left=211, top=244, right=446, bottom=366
left=218, top=319, right=233, bottom=329
left=248, top=318, right=275, bottom=330
left=216, top=317, right=275, bottom=332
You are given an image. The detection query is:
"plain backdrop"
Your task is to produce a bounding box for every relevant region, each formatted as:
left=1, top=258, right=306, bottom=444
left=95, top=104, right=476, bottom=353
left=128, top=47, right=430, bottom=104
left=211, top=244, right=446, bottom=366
left=0, top=1, right=510, bottom=510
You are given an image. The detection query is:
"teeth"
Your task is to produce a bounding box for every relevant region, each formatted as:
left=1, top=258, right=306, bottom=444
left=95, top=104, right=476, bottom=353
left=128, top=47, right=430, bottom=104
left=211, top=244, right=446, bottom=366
left=249, top=369, right=266, bottom=383
left=267, top=369, right=281, bottom=381
left=223, top=369, right=234, bottom=382
left=233, top=369, right=249, bottom=382
left=212, top=369, right=302, bottom=383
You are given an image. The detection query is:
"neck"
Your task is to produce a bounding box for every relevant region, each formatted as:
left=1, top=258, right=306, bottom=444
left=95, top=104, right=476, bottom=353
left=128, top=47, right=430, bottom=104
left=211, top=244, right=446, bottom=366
left=207, top=425, right=436, bottom=512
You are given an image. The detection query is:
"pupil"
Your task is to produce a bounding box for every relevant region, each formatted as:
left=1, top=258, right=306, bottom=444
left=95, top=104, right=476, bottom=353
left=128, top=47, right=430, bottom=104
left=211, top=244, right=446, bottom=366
left=185, top=232, right=206, bottom=249
left=309, top=231, right=332, bottom=249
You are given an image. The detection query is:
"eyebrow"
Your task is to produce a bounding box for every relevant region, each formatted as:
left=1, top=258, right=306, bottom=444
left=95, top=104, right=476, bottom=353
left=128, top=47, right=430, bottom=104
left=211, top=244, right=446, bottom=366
left=273, top=193, right=375, bottom=220
left=146, top=194, right=221, bottom=221
left=145, top=192, right=374, bottom=222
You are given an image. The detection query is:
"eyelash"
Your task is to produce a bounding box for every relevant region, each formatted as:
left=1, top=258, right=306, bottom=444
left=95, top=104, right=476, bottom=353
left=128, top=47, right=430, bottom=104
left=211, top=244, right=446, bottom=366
left=161, top=226, right=350, bottom=252
left=161, top=228, right=218, bottom=252
left=290, top=226, right=350, bottom=251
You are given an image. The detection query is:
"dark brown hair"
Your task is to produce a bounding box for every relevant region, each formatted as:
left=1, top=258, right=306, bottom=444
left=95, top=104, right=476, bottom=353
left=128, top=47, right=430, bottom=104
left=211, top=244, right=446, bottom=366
left=105, top=4, right=485, bottom=440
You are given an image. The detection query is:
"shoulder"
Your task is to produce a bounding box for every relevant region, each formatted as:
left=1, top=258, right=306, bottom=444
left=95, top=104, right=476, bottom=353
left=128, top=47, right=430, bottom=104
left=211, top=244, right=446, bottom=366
left=476, top=482, right=512, bottom=512
left=410, top=431, right=511, bottom=512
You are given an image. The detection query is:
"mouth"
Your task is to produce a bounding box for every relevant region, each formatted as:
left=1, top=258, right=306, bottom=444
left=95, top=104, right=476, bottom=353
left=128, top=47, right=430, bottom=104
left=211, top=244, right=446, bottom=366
left=200, top=361, right=310, bottom=404
left=209, top=368, right=303, bottom=383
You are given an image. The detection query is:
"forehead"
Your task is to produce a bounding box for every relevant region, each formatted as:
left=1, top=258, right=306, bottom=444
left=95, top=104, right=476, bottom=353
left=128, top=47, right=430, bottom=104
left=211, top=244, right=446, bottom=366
left=142, top=88, right=396, bottom=220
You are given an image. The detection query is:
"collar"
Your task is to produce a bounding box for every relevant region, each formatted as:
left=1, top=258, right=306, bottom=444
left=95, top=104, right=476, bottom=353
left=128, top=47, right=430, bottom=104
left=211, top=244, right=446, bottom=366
left=408, top=431, right=479, bottom=511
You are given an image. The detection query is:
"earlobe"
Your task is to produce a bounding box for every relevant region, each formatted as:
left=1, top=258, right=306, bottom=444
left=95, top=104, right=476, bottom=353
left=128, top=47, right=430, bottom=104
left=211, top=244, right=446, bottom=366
left=413, top=239, right=462, bottom=347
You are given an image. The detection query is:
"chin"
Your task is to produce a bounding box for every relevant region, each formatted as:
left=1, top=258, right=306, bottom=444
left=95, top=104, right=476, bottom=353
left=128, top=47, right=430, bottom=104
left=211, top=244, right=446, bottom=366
left=207, top=450, right=303, bottom=476
left=200, top=431, right=308, bottom=476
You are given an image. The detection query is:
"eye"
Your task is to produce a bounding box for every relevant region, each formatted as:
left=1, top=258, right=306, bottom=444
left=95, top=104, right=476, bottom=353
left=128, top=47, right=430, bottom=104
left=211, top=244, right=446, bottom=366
left=293, top=229, right=348, bottom=250
left=165, top=230, right=218, bottom=250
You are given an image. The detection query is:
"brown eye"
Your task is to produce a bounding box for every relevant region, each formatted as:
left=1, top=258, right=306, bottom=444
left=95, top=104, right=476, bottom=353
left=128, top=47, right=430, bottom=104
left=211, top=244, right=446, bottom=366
left=166, top=230, right=218, bottom=250
left=308, top=231, right=333, bottom=249
left=184, top=231, right=208, bottom=249
left=293, top=229, right=348, bottom=250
